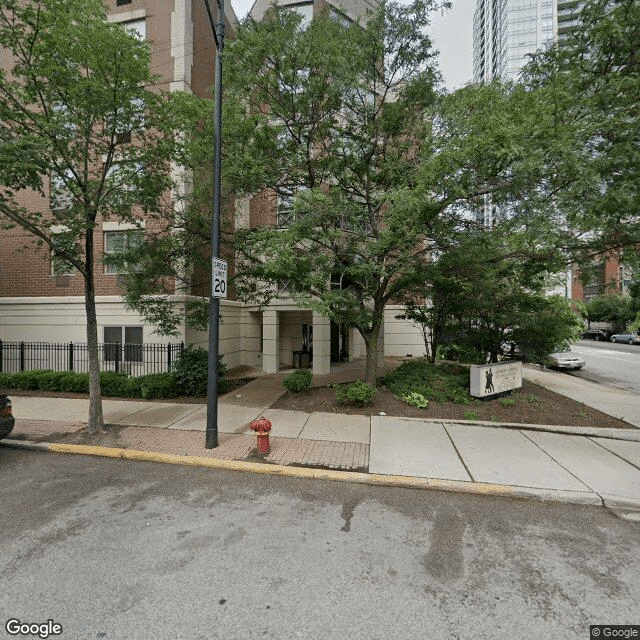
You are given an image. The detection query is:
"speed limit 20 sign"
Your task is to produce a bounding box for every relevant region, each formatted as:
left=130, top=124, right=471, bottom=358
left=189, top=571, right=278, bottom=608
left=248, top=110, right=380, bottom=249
left=212, top=257, right=228, bottom=299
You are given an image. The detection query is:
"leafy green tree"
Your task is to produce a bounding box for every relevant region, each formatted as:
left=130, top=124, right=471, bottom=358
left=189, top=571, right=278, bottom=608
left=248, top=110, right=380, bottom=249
left=401, top=232, right=583, bottom=364
left=220, top=2, right=572, bottom=385
left=0, top=0, right=186, bottom=432
left=524, top=0, right=640, bottom=261
left=584, top=294, right=634, bottom=333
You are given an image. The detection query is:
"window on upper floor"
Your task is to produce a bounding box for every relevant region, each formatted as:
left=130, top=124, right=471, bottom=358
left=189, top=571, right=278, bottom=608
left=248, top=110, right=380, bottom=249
left=104, top=97, right=145, bottom=145
left=277, top=187, right=310, bottom=228
left=329, top=7, right=352, bottom=28
left=103, top=229, right=144, bottom=274
left=50, top=231, right=77, bottom=276
left=124, top=18, right=145, bottom=40
left=50, top=168, right=75, bottom=213
left=283, top=2, right=313, bottom=30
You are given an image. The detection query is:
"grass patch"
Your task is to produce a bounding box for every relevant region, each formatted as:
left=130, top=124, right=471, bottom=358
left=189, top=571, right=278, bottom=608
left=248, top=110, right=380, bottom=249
left=382, top=359, right=471, bottom=405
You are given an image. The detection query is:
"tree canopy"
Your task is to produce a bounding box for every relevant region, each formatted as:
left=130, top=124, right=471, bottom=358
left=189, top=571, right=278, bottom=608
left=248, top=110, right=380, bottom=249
left=0, top=0, right=191, bottom=431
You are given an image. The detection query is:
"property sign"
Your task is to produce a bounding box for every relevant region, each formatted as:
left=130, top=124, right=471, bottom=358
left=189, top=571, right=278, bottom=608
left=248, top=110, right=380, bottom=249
left=470, top=361, right=522, bottom=398
left=212, top=257, right=227, bottom=299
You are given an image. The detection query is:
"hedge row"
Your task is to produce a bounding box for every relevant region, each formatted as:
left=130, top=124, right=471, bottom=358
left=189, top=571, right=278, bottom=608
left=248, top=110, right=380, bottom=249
left=0, top=347, right=228, bottom=399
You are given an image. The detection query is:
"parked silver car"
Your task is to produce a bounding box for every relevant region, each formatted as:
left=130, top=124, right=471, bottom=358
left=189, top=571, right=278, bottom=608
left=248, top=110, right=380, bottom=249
left=610, top=332, right=640, bottom=345
left=547, top=352, right=585, bottom=370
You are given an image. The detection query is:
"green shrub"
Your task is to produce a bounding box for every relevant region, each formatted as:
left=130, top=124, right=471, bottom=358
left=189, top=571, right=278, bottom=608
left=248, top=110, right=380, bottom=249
left=171, top=345, right=227, bottom=395
left=527, top=395, right=539, bottom=403
left=8, top=370, right=52, bottom=390
left=383, top=358, right=471, bottom=405
left=60, top=372, right=90, bottom=393
left=137, top=373, right=177, bottom=399
left=499, top=397, right=516, bottom=407
left=437, top=344, right=485, bottom=364
left=0, top=372, right=12, bottom=389
left=402, top=391, right=428, bottom=408
left=463, top=411, right=480, bottom=420
left=283, top=369, right=312, bottom=393
left=37, top=371, right=67, bottom=391
left=336, top=380, right=377, bottom=406
left=100, top=371, right=131, bottom=397
left=123, top=376, right=144, bottom=398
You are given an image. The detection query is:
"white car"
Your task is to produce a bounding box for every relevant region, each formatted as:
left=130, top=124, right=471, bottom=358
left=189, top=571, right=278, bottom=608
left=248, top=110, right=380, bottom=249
left=547, top=352, right=585, bottom=370
left=610, top=332, right=640, bottom=345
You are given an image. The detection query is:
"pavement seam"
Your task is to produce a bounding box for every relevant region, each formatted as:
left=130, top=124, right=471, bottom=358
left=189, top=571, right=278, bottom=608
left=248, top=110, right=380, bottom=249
left=517, top=429, right=604, bottom=505
left=161, top=404, right=204, bottom=428
left=298, top=412, right=312, bottom=438
left=1, top=438, right=602, bottom=508
left=442, top=422, right=475, bottom=482
left=587, top=436, right=640, bottom=473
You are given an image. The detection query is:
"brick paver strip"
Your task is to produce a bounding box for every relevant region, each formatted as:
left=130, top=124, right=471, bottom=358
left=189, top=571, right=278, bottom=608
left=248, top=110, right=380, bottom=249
left=8, top=419, right=370, bottom=471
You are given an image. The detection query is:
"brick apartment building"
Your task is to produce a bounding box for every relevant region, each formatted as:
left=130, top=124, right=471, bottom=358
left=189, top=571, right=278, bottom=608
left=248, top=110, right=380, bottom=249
left=0, top=0, right=425, bottom=375
left=571, top=255, right=631, bottom=303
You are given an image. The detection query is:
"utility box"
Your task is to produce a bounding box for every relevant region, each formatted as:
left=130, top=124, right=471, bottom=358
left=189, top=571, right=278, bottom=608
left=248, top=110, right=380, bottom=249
left=293, top=350, right=311, bottom=369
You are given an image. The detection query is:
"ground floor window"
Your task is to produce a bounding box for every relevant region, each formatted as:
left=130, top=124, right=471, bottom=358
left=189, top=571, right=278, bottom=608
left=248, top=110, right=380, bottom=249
left=103, top=326, right=143, bottom=362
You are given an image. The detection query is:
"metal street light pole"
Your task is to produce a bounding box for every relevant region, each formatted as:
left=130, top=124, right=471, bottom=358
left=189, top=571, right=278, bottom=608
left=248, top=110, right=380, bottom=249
left=204, top=0, right=225, bottom=449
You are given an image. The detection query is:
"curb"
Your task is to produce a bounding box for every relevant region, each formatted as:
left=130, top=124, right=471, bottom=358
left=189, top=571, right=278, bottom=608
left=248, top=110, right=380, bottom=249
left=1, top=438, right=603, bottom=509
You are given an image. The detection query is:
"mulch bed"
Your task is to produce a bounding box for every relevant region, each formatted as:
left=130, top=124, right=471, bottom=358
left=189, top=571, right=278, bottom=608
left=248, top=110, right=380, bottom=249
left=271, top=379, right=633, bottom=429
left=3, top=378, right=633, bottom=430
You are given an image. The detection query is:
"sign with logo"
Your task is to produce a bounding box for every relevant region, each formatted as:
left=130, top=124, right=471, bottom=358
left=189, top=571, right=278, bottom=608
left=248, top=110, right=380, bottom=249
left=212, top=257, right=227, bottom=299
left=470, top=361, right=522, bottom=398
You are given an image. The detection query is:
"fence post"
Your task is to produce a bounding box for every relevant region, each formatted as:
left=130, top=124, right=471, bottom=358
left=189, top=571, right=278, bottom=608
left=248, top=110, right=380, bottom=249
left=20, top=341, right=25, bottom=372
left=167, top=343, right=172, bottom=371
left=0, top=339, right=3, bottom=373
left=115, top=344, right=120, bottom=374
left=68, top=342, right=74, bottom=371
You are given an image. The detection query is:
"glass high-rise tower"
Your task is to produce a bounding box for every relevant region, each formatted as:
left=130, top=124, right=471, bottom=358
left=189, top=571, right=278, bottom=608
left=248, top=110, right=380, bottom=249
left=473, top=0, right=560, bottom=82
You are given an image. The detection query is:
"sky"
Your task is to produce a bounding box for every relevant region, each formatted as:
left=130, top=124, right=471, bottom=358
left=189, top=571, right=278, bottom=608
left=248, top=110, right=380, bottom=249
left=229, top=0, right=475, bottom=90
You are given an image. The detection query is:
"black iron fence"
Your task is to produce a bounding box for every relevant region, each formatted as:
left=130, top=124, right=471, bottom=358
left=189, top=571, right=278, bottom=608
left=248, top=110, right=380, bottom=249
left=0, top=340, right=184, bottom=376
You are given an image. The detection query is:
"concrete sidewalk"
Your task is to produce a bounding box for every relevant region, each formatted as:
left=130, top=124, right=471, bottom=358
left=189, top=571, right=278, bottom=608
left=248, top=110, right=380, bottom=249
left=3, top=366, right=640, bottom=520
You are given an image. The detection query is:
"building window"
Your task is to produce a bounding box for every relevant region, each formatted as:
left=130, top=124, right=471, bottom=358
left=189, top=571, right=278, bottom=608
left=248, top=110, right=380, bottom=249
left=124, top=18, right=145, bottom=40
left=105, top=97, right=144, bottom=144
left=103, top=326, right=143, bottom=362
left=50, top=169, right=75, bottom=212
left=104, top=229, right=144, bottom=274
left=283, top=2, right=313, bottom=30
left=117, top=0, right=132, bottom=5
left=51, top=236, right=75, bottom=276
left=277, top=187, right=309, bottom=228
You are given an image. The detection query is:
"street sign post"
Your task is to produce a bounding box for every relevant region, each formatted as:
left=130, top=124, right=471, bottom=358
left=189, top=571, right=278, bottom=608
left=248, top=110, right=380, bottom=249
left=203, top=0, right=225, bottom=449
left=212, top=257, right=227, bottom=299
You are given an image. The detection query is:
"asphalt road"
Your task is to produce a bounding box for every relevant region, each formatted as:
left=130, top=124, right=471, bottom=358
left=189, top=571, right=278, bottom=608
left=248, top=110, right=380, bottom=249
left=1, top=449, right=638, bottom=640
left=570, top=340, right=640, bottom=395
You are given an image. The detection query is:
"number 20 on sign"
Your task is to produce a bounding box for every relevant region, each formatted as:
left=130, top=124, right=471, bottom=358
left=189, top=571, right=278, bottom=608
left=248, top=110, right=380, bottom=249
left=212, top=258, right=227, bottom=299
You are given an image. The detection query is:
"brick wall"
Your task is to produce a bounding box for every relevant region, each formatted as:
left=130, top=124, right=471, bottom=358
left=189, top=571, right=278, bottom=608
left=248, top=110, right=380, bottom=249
left=250, top=189, right=277, bottom=229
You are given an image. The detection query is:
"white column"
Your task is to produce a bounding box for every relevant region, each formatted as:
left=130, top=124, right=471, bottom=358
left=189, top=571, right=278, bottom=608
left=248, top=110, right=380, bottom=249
left=312, top=311, right=331, bottom=375
left=262, top=309, right=279, bottom=373
left=349, top=326, right=359, bottom=360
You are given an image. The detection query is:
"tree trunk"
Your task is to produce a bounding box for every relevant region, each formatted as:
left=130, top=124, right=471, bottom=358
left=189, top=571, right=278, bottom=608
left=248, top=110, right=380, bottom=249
left=84, top=230, right=104, bottom=434
left=364, top=332, right=377, bottom=387
left=362, top=312, right=383, bottom=387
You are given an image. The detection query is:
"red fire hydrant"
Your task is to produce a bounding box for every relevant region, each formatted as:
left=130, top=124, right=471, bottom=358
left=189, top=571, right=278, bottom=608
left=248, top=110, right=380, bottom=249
left=249, top=417, right=272, bottom=454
